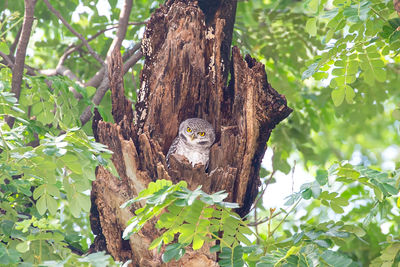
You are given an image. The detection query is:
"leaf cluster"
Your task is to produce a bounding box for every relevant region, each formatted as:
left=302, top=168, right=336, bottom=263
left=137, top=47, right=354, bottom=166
left=0, top=72, right=117, bottom=265
left=122, top=164, right=400, bottom=267
left=122, top=179, right=252, bottom=266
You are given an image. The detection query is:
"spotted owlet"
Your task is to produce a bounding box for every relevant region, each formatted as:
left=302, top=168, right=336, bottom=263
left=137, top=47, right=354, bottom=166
left=166, top=118, right=215, bottom=168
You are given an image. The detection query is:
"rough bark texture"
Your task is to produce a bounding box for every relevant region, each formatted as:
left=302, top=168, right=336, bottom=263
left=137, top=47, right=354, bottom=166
left=90, top=0, right=292, bottom=266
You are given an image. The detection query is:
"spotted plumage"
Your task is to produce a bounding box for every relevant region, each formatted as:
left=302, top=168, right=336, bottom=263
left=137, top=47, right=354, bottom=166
left=166, top=118, right=215, bottom=168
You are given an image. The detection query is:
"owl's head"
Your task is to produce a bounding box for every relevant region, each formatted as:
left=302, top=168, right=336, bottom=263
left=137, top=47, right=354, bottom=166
left=179, top=118, right=215, bottom=148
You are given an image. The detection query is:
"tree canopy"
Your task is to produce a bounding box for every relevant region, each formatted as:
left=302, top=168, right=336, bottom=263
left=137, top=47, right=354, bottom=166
left=0, top=0, right=399, bottom=266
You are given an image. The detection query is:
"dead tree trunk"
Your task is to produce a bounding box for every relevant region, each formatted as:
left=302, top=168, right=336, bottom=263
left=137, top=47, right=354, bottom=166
left=90, top=0, right=292, bottom=266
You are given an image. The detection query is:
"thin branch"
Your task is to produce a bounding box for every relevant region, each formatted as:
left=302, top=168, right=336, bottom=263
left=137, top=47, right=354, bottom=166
left=57, top=20, right=145, bottom=68
left=270, top=199, right=301, bottom=236
left=0, top=51, right=14, bottom=67
left=1, top=51, right=36, bottom=76
left=84, top=0, right=134, bottom=89
left=9, top=25, right=23, bottom=58
left=85, top=42, right=141, bottom=88
left=249, top=170, right=276, bottom=213
left=79, top=0, right=138, bottom=126
left=42, top=0, right=105, bottom=66
left=291, top=160, right=296, bottom=193
left=123, top=42, right=142, bottom=61
left=6, top=0, right=36, bottom=128
left=370, top=6, right=388, bottom=23
left=123, top=50, right=143, bottom=72
left=106, top=0, right=133, bottom=58
left=248, top=211, right=282, bottom=226
left=79, top=46, right=143, bottom=126
left=90, top=0, right=133, bottom=85
left=80, top=71, right=109, bottom=126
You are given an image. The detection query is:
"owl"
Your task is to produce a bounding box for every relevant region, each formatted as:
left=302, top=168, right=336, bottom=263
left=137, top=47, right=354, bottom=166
left=166, top=118, right=215, bottom=168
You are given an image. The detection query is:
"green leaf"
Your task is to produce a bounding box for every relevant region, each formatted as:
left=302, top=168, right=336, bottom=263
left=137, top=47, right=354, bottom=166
left=192, top=234, right=204, bottom=250
left=210, top=244, right=220, bottom=253
left=331, top=87, right=345, bottom=106
left=316, top=170, right=328, bottom=186
left=0, top=247, right=21, bottom=264
left=46, top=194, right=58, bottom=215
left=16, top=241, right=30, bottom=253
left=0, top=42, right=10, bottom=54
left=306, top=18, right=317, bottom=36
left=77, top=194, right=91, bottom=212
left=70, top=195, right=82, bottom=218
left=344, top=85, right=355, bottom=104
left=46, top=184, right=60, bottom=197
left=148, top=235, right=163, bottom=250
left=36, top=195, right=47, bottom=215
left=332, top=196, right=349, bottom=207
left=162, top=243, right=186, bottom=263
left=379, top=243, right=400, bottom=263
left=392, top=109, right=400, bottom=120
left=330, top=202, right=344, bottom=214
left=33, top=185, right=46, bottom=200
left=302, top=61, right=320, bottom=80
left=320, top=250, right=353, bottom=267
left=341, top=225, right=366, bottom=237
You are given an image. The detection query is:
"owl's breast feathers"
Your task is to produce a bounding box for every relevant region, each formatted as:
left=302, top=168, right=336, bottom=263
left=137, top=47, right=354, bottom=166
left=166, top=136, right=210, bottom=167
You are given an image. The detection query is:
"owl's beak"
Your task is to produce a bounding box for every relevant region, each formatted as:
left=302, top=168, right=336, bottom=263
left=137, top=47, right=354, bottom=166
left=190, top=135, right=196, bottom=141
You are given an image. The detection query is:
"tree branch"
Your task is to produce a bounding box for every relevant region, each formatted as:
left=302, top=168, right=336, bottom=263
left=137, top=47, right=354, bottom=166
left=123, top=50, right=143, bottom=73
left=0, top=51, right=14, bottom=67
left=80, top=71, right=109, bottom=126
left=58, top=20, right=144, bottom=67
left=79, top=0, right=137, bottom=126
left=9, top=25, right=23, bottom=58
left=249, top=170, right=276, bottom=213
left=6, top=0, right=36, bottom=128
left=42, top=0, right=105, bottom=66
left=106, top=0, right=133, bottom=58
left=85, top=41, right=141, bottom=88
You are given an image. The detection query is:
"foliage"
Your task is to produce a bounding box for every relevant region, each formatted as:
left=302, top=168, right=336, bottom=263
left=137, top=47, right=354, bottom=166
left=0, top=0, right=154, bottom=265
left=0, top=70, right=118, bottom=265
left=0, top=0, right=399, bottom=266
left=122, top=165, right=400, bottom=266
left=122, top=179, right=247, bottom=266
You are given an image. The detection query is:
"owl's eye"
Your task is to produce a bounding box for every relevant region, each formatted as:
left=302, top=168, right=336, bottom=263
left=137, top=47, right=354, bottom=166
left=186, top=127, right=192, bottom=133
left=198, top=132, right=205, bottom=136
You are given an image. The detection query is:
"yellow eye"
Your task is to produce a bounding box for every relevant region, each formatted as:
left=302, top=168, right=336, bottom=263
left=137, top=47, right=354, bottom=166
left=186, top=127, right=192, bottom=133
left=198, top=132, right=205, bottom=136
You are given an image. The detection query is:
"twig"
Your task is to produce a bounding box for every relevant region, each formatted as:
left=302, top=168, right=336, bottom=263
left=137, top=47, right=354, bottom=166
left=80, top=70, right=109, bottom=126
left=248, top=211, right=282, bottom=226
left=106, top=0, right=133, bottom=58
left=85, top=0, right=135, bottom=88
left=79, top=0, right=140, bottom=126
left=370, top=6, right=388, bottom=23
left=9, top=25, right=22, bottom=58
left=254, top=202, right=259, bottom=243
left=249, top=170, right=276, bottom=213
left=123, top=50, right=143, bottom=72
left=6, top=0, right=36, bottom=128
left=42, top=0, right=105, bottom=66
left=0, top=51, right=14, bottom=67
left=291, top=160, right=296, bottom=193
left=270, top=199, right=301, bottom=236
left=57, top=21, right=143, bottom=67
left=85, top=42, right=141, bottom=88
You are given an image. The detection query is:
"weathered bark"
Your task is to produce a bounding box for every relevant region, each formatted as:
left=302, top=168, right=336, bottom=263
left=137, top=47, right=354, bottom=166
left=90, top=0, right=292, bottom=266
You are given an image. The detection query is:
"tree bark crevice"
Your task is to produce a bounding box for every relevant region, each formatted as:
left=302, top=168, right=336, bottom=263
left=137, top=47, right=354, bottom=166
left=90, top=1, right=292, bottom=265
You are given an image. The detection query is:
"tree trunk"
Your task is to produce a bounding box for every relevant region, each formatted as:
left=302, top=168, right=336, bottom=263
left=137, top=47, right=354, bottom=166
left=89, top=0, right=292, bottom=266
